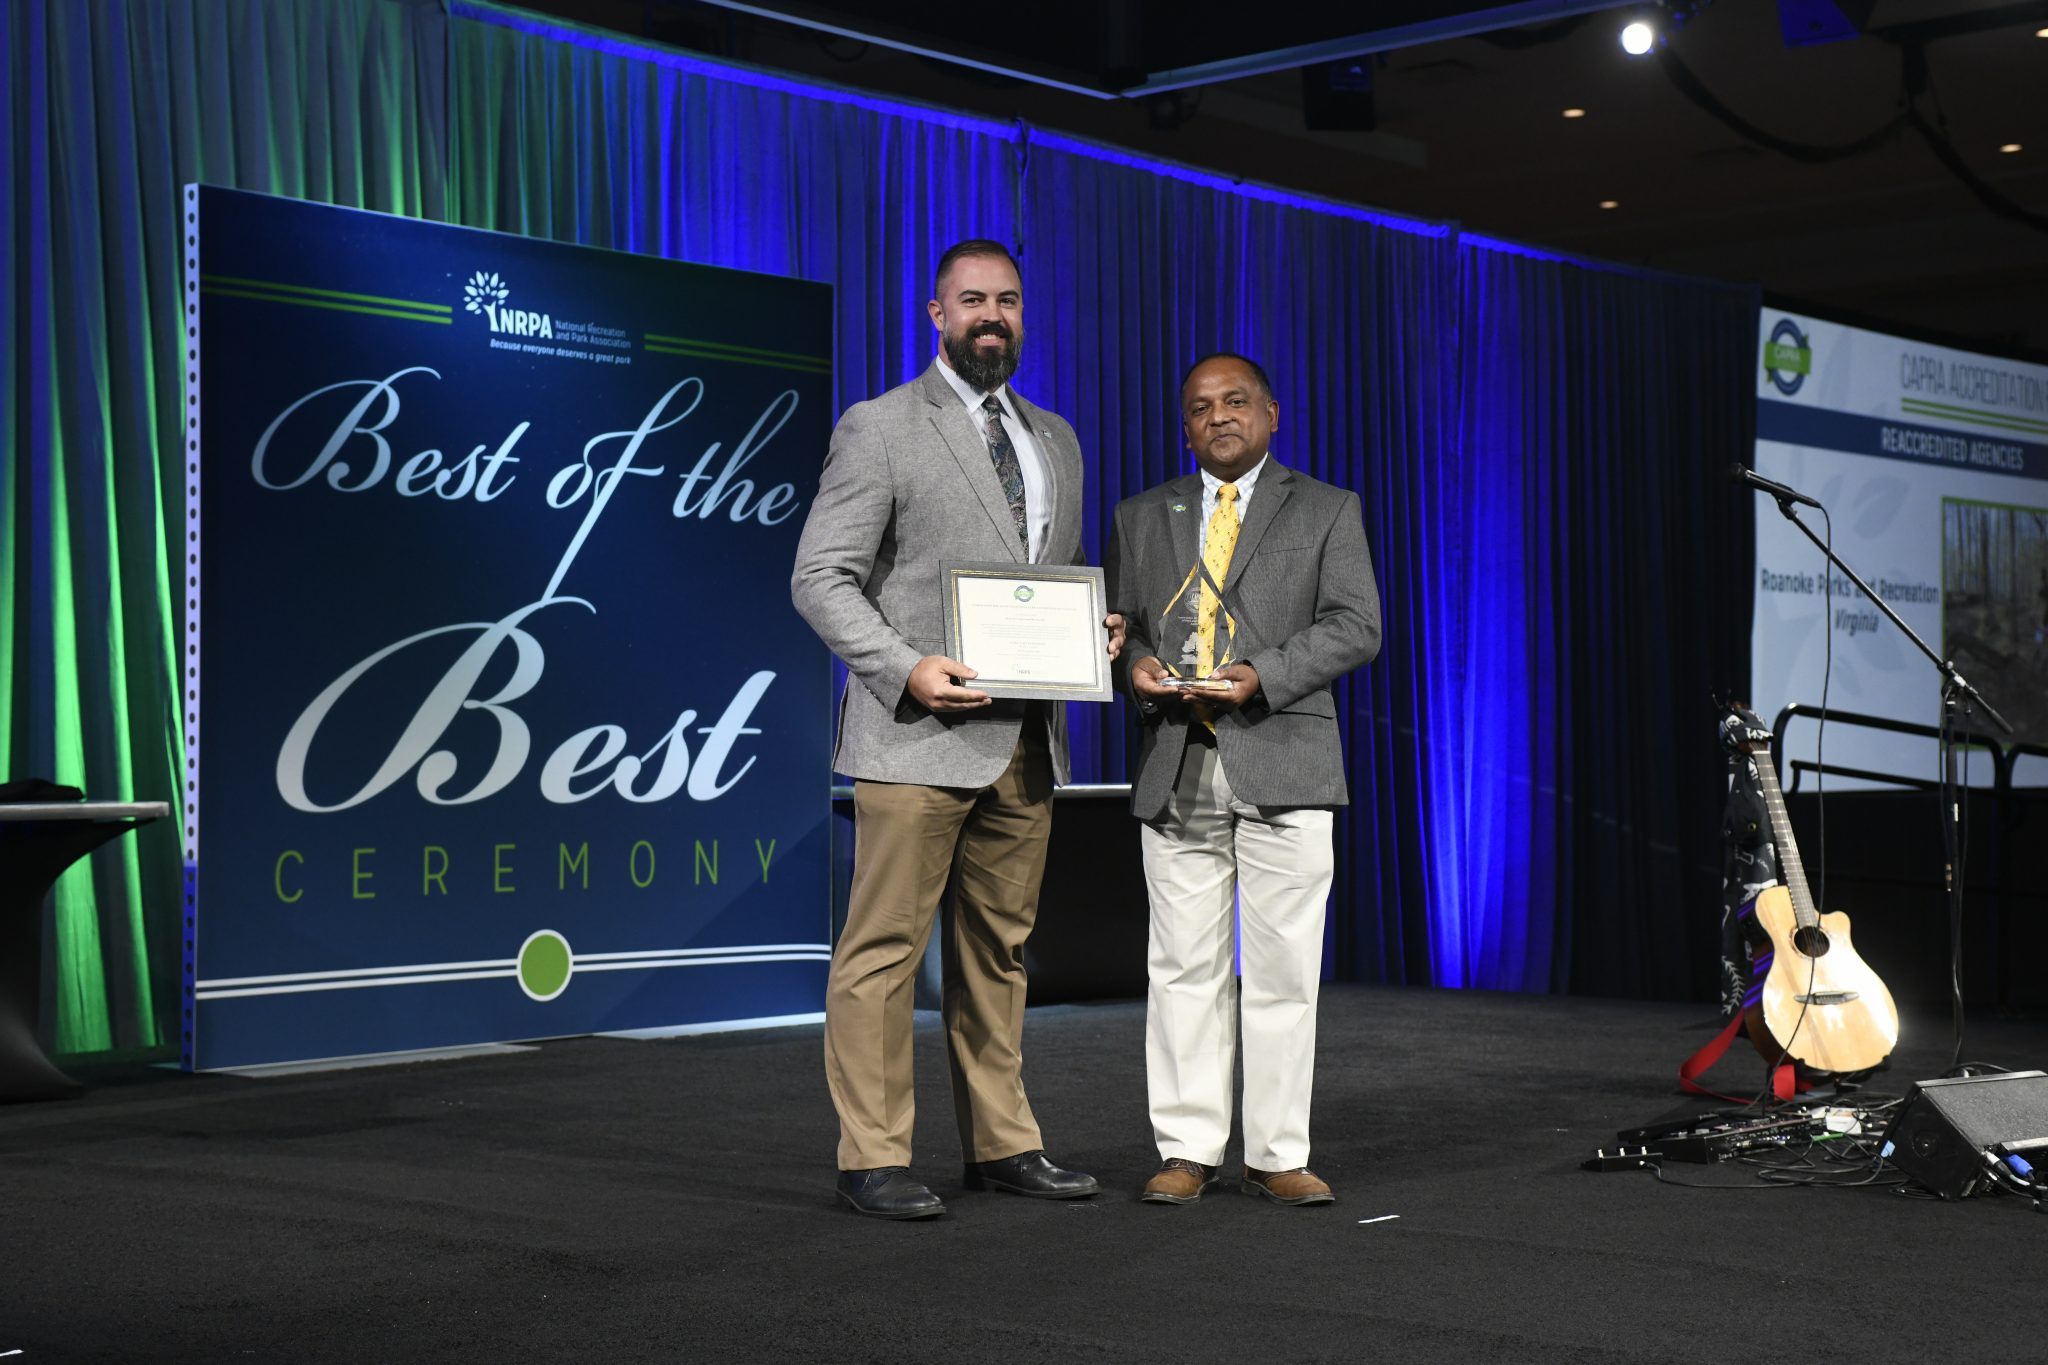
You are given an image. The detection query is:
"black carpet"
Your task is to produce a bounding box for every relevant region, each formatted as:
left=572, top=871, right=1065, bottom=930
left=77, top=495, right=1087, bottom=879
left=5, top=985, right=2047, bottom=1362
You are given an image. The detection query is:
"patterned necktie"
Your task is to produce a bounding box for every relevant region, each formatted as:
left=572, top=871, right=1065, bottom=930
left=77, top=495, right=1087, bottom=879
left=981, top=395, right=1029, bottom=556
left=1195, top=483, right=1241, bottom=732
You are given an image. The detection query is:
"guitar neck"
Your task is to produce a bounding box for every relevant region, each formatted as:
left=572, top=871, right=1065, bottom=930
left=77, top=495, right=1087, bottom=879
left=1751, top=756, right=1819, bottom=928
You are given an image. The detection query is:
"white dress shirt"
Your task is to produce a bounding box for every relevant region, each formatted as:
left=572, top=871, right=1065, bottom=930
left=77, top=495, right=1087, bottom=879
left=936, top=355, right=1052, bottom=563
left=1199, top=454, right=1270, bottom=558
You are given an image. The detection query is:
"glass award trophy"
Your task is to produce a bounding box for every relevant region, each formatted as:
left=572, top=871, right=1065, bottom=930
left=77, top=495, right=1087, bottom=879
left=1159, top=560, right=1236, bottom=694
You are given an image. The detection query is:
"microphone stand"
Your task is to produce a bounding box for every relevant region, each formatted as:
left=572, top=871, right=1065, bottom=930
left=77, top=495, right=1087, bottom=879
left=1762, top=492, right=2012, bottom=1071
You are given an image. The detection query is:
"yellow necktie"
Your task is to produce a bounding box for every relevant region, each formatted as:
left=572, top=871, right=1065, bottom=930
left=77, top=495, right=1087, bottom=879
left=1195, top=484, right=1240, bottom=731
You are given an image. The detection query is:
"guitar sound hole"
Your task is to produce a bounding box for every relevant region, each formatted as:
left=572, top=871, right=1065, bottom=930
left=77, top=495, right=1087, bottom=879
left=1792, top=925, right=1831, bottom=958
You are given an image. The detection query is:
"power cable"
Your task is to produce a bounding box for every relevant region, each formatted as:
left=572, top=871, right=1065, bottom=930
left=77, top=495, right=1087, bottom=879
left=1654, top=38, right=2048, bottom=236
left=1652, top=45, right=1907, bottom=164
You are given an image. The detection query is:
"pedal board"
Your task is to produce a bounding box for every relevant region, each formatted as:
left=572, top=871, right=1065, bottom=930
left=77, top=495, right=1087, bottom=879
left=1633, top=1112, right=1820, bottom=1163
left=1597, top=1101, right=1892, bottom=1166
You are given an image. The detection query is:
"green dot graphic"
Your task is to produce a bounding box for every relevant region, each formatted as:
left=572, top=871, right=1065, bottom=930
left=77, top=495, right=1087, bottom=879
left=517, top=930, right=573, bottom=1001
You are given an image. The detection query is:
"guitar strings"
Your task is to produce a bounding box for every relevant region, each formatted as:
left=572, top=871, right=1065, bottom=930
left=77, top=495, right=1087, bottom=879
left=1741, top=755, right=1821, bottom=1114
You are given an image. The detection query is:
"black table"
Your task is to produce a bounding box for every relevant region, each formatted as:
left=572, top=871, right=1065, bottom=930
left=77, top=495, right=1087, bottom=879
left=1, top=800, right=169, bottom=1101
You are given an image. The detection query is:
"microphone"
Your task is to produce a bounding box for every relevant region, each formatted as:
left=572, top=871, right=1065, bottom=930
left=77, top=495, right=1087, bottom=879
left=1728, top=463, right=1821, bottom=509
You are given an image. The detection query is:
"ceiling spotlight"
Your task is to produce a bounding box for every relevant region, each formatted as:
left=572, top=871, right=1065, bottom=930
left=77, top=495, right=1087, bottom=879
left=1620, top=20, right=1657, bottom=55
left=1563, top=107, right=1587, bottom=119
left=2001, top=143, right=2024, bottom=154
left=1599, top=199, right=1620, bottom=209
left=2038, top=26, right=2048, bottom=37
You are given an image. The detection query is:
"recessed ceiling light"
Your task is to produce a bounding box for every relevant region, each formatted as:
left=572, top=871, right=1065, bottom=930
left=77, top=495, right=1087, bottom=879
left=1599, top=199, right=1620, bottom=209
left=1563, top=107, right=1587, bottom=119
left=1620, top=20, right=1656, bottom=55
left=2001, top=143, right=2024, bottom=154
left=2037, top=26, right=2048, bottom=37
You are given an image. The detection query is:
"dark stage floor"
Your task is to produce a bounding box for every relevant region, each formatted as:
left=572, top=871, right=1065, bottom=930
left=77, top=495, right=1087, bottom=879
left=4, top=985, right=2047, bottom=1362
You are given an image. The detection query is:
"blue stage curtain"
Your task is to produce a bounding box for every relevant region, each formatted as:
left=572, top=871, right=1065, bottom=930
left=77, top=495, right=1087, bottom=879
left=6, top=0, right=1771, bottom=1060
left=1437, top=240, right=1759, bottom=995
left=2, top=0, right=447, bottom=1053
left=445, top=5, right=1023, bottom=769
left=446, top=2, right=1022, bottom=452
left=1015, top=134, right=1463, bottom=984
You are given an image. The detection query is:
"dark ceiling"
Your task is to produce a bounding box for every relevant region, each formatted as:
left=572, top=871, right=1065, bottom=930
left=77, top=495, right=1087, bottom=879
left=526, top=0, right=2048, bottom=358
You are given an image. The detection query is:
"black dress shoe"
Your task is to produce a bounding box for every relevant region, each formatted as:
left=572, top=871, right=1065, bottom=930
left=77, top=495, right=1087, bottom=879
left=836, top=1167, right=946, bottom=1219
left=962, top=1150, right=1101, bottom=1199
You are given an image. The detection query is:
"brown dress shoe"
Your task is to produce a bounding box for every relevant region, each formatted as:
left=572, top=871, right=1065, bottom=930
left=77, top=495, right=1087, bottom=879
left=1242, top=1166, right=1336, bottom=1206
left=1141, top=1158, right=1221, bottom=1205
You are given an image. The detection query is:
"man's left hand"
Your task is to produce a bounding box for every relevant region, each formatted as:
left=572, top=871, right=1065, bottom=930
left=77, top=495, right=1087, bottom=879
left=1206, top=662, right=1261, bottom=710
left=1104, top=612, right=1126, bottom=662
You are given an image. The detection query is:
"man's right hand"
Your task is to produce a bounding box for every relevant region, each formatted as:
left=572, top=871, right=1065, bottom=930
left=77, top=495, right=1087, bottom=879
left=1129, top=656, right=1186, bottom=703
left=908, top=655, right=993, bottom=712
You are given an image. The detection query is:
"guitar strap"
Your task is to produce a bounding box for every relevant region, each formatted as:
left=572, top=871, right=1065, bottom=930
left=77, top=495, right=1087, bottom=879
left=1678, top=1012, right=1749, bottom=1102
left=1678, top=1015, right=1805, bottom=1104
left=1680, top=907, right=1810, bottom=1104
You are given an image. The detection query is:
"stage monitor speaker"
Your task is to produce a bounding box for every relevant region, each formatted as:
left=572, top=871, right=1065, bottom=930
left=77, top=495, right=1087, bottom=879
left=1880, top=1070, right=2048, bottom=1200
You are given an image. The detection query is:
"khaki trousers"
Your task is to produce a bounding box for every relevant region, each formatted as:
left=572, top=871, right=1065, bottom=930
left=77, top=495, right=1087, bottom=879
left=825, top=720, right=1052, bottom=1170
left=1142, top=738, right=1334, bottom=1172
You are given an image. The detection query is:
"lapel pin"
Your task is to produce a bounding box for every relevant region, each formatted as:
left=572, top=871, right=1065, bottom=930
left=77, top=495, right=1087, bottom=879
left=1171, top=503, right=1187, bottom=513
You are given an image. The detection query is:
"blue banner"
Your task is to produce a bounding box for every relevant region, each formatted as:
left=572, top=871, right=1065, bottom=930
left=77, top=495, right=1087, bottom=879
left=184, top=187, right=833, bottom=1069
left=1758, top=399, right=2048, bottom=481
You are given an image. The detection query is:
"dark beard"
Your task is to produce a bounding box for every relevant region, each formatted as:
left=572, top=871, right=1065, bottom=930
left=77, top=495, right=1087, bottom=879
left=944, top=324, right=1021, bottom=391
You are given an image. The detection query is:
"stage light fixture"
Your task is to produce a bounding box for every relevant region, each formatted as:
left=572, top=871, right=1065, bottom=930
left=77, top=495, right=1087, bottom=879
left=1301, top=57, right=1378, bottom=133
left=2001, top=143, right=2023, bottom=154
left=1563, top=107, right=1587, bottom=118
left=1620, top=20, right=1657, bottom=54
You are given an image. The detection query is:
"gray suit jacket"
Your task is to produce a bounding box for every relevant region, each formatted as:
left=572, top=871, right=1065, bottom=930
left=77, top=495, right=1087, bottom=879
left=791, top=361, right=1086, bottom=787
left=1105, top=461, right=1381, bottom=822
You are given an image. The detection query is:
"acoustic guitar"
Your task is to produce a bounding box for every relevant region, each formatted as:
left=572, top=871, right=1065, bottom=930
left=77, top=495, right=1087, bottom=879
left=1721, top=704, right=1899, bottom=1075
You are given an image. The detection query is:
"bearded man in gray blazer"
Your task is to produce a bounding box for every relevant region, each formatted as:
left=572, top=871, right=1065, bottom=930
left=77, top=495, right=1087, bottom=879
left=1106, top=352, right=1381, bottom=1209
left=791, top=240, right=1119, bottom=1219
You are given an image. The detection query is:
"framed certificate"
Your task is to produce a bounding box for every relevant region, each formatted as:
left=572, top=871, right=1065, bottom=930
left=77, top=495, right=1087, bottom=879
left=941, top=562, right=1113, bottom=703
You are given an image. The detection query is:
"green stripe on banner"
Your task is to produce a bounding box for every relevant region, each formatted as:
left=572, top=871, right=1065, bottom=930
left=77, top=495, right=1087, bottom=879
left=644, top=341, right=830, bottom=374
left=1900, top=396, right=2048, bottom=436
left=201, top=273, right=453, bottom=313
left=200, top=286, right=453, bottom=325
left=644, top=332, right=830, bottom=366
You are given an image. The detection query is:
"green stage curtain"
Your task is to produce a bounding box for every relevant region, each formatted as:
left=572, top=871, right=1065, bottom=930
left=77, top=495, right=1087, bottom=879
left=2, top=0, right=448, bottom=1054
left=7, top=0, right=1768, bottom=1060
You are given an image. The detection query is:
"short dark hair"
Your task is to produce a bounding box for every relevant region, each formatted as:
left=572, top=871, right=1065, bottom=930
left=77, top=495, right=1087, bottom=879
left=933, top=239, right=1020, bottom=297
left=1181, top=351, right=1273, bottom=403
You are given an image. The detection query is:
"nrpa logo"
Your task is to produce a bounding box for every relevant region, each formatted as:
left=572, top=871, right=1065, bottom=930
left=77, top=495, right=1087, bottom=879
left=1763, top=318, right=1811, bottom=396
left=463, top=270, right=554, bottom=339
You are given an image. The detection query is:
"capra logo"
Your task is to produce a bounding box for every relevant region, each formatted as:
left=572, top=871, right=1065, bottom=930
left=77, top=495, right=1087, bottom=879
left=463, top=269, right=553, bottom=339
left=1763, top=318, right=1811, bottom=396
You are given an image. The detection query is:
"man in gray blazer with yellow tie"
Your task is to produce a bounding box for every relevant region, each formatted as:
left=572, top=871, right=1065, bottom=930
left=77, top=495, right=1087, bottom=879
left=1106, top=352, right=1381, bottom=1208
left=792, top=240, right=1117, bottom=1219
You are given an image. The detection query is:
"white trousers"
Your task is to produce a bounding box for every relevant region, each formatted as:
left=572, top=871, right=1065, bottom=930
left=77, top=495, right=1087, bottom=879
left=1141, top=739, right=1334, bottom=1172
